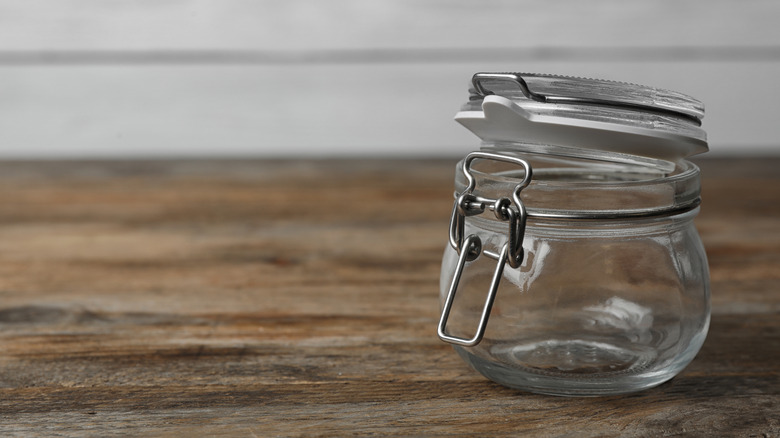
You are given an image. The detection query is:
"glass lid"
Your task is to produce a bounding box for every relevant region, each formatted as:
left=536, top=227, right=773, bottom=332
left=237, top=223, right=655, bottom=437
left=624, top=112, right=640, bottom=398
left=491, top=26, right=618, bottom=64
left=456, top=72, right=708, bottom=162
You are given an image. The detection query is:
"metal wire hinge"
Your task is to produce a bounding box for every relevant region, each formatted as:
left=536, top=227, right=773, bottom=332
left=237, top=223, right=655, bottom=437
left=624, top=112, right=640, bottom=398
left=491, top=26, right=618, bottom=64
left=437, top=152, right=532, bottom=347
left=471, top=72, right=702, bottom=126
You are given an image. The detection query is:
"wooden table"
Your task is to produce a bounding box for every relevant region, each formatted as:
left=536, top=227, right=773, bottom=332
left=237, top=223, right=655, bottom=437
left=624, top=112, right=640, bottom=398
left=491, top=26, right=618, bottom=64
left=0, top=158, right=777, bottom=436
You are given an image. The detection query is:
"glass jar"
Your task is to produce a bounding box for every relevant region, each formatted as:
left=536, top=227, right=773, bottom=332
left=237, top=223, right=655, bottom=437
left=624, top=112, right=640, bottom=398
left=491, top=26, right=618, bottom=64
left=437, top=73, right=710, bottom=396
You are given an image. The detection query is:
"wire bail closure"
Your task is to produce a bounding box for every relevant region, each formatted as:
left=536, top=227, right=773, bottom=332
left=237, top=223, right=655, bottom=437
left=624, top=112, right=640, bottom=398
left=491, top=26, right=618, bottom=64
left=471, top=72, right=703, bottom=126
left=438, top=152, right=532, bottom=347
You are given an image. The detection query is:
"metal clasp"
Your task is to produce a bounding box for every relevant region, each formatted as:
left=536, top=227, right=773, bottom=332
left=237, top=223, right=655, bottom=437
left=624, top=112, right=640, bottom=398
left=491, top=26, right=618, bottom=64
left=471, top=72, right=702, bottom=126
left=438, top=152, right=532, bottom=347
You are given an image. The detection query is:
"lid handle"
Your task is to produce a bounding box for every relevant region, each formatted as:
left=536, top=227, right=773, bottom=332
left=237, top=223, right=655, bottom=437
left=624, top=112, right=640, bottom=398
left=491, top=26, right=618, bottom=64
left=473, top=73, right=544, bottom=102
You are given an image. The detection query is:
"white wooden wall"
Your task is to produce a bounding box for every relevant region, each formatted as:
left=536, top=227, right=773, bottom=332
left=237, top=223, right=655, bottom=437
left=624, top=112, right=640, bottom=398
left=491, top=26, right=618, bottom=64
left=1, top=0, right=778, bottom=158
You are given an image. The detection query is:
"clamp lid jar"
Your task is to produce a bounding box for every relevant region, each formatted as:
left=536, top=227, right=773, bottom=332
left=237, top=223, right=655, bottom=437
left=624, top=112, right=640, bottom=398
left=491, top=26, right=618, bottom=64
left=437, top=72, right=711, bottom=396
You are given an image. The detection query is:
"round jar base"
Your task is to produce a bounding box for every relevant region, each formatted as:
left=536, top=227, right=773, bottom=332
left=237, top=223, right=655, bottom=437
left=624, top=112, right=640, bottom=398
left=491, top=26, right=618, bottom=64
left=454, top=341, right=693, bottom=396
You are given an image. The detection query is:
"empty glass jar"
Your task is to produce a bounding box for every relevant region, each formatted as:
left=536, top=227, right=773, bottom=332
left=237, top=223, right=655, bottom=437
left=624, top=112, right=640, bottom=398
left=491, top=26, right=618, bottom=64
left=438, top=73, right=710, bottom=396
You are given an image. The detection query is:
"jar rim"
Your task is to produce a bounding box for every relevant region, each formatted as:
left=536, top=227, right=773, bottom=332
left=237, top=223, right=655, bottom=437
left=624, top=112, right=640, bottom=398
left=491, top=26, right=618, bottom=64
left=454, top=150, right=701, bottom=220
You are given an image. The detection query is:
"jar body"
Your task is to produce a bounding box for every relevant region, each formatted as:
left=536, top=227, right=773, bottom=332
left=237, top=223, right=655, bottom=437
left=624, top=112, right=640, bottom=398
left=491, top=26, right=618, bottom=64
left=439, top=157, right=710, bottom=396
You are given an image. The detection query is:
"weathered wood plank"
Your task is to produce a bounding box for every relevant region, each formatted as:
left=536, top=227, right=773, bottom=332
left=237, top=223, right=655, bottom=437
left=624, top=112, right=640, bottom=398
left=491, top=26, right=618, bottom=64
left=1, top=62, right=779, bottom=159
left=0, top=158, right=777, bottom=436
left=1, top=0, right=776, bottom=50
left=0, top=2, right=779, bottom=158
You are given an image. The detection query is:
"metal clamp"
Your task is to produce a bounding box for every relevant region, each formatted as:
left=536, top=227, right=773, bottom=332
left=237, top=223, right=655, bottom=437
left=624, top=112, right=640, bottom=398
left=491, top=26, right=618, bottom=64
left=438, top=151, right=531, bottom=347
left=471, top=72, right=702, bottom=126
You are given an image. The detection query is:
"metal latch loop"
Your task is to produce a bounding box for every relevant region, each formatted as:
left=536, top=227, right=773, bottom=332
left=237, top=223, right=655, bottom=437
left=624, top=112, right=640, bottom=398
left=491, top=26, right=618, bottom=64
left=439, top=152, right=532, bottom=346
left=438, top=235, right=508, bottom=347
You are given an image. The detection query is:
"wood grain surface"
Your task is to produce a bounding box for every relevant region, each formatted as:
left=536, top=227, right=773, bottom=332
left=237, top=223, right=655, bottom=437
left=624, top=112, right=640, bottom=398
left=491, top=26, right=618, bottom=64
left=0, top=158, right=777, bottom=436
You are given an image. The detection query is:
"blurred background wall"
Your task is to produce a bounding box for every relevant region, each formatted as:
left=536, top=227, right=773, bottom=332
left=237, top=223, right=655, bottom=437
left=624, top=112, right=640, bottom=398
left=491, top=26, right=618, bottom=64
left=0, top=0, right=778, bottom=159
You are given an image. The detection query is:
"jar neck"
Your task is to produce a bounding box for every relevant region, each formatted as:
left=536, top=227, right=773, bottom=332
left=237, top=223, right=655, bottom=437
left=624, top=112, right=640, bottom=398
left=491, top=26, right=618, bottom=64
left=454, top=145, right=701, bottom=222
left=468, top=207, right=699, bottom=238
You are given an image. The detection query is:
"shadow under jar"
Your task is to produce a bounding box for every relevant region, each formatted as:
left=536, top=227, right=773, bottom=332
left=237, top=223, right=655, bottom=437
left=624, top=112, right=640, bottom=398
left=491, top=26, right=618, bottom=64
left=438, top=73, right=711, bottom=396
